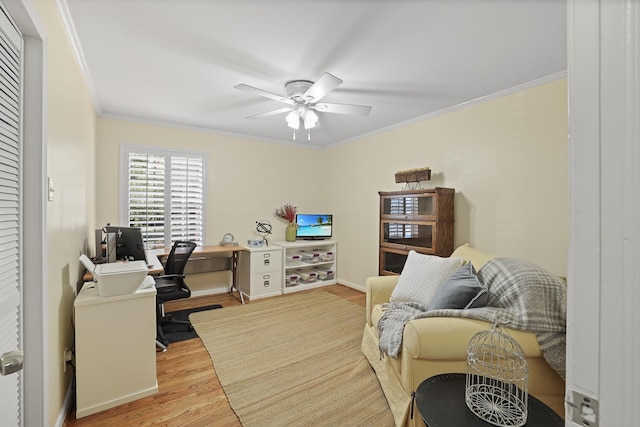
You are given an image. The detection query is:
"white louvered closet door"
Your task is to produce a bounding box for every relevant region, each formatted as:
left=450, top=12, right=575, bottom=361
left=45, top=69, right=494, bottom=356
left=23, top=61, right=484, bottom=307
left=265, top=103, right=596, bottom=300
left=0, top=3, right=23, bottom=425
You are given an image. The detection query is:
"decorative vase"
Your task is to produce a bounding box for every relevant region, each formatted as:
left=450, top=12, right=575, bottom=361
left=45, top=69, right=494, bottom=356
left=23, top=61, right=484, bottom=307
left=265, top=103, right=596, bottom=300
left=285, top=223, right=297, bottom=242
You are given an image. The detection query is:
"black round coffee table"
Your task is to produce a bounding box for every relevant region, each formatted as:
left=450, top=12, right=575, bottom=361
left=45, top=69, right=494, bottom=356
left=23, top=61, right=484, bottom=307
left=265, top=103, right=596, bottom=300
left=415, top=373, right=563, bottom=427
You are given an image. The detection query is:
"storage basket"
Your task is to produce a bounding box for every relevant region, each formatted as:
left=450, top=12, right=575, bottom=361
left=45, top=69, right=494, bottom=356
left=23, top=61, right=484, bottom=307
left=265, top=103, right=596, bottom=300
left=299, top=251, right=320, bottom=264
left=319, top=251, right=335, bottom=262
left=298, top=271, right=317, bottom=283
left=285, top=274, right=299, bottom=286
left=286, top=254, right=302, bottom=266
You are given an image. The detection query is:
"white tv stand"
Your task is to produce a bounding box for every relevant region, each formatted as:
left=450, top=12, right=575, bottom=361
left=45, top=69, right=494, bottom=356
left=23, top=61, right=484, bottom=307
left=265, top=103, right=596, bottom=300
left=272, top=240, right=337, bottom=294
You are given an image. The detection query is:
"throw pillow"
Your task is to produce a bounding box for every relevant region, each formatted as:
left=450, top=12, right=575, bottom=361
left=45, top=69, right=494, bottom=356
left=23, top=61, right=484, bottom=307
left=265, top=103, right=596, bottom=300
left=389, top=251, right=463, bottom=306
left=428, top=262, right=488, bottom=310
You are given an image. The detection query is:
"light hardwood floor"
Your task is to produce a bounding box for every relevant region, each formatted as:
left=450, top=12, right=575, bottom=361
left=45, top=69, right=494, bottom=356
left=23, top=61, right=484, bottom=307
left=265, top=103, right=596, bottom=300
left=63, top=284, right=366, bottom=426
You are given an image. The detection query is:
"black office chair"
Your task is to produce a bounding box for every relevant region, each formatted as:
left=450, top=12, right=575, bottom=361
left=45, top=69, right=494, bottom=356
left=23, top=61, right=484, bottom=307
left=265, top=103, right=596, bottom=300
left=155, top=240, right=198, bottom=347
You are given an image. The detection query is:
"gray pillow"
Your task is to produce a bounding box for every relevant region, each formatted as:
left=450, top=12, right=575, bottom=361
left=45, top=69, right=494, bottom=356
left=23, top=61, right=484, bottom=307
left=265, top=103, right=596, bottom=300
left=428, top=262, right=488, bottom=310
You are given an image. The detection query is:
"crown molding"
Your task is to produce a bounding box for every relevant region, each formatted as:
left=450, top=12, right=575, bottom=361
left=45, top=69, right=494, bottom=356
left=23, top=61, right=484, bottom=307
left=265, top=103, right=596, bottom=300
left=55, top=0, right=101, bottom=114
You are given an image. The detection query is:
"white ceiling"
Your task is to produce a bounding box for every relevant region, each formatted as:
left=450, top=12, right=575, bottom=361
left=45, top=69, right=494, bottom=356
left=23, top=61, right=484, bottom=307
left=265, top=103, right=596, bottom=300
left=61, top=0, right=567, bottom=148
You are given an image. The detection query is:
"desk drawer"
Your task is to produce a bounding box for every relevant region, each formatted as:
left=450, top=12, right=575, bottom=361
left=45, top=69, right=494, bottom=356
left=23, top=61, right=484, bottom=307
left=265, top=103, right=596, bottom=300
left=183, top=256, right=231, bottom=275
left=248, top=272, right=282, bottom=296
left=249, top=250, right=282, bottom=273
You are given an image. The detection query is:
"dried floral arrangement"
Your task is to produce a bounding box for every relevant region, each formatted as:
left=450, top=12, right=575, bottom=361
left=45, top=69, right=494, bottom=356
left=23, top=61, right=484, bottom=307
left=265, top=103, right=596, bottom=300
left=274, top=203, right=297, bottom=224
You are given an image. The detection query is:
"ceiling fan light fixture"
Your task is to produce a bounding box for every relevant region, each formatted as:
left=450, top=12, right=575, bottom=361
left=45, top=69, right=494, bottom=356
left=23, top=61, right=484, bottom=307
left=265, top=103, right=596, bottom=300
left=236, top=72, right=372, bottom=142
left=303, top=109, right=318, bottom=129
left=286, top=110, right=300, bottom=129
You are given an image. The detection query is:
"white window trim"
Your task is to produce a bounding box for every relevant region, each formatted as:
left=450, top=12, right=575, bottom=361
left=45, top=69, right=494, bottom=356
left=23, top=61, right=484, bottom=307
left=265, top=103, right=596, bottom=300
left=119, top=144, right=207, bottom=248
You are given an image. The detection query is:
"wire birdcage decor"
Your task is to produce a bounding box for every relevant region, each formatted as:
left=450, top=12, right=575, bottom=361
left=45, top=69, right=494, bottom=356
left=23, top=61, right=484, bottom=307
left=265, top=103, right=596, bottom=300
left=465, top=322, right=528, bottom=427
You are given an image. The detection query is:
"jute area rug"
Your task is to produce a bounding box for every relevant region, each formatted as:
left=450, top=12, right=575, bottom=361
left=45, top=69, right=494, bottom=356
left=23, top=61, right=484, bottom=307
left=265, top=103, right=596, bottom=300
left=190, top=289, right=394, bottom=427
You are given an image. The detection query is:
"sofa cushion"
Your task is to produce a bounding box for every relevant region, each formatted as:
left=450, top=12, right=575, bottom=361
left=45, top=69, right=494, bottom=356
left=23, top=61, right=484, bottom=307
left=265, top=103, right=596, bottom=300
left=450, top=243, right=496, bottom=271
left=389, top=250, right=463, bottom=306
left=428, top=262, right=488, bottom=310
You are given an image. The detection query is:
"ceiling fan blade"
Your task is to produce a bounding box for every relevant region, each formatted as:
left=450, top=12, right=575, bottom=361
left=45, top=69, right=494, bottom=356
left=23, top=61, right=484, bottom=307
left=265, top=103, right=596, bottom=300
left=234, top=84, right=294, bottom=105
left=303, top=73, right=343, bottom=102
left=312, top=102, right=372, bottom=116
left=246, top=107, right=293, bottom=119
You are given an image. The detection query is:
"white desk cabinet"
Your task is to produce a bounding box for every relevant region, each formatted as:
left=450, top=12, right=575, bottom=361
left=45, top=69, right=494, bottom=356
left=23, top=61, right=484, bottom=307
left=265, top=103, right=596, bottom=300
left=238, top=245, right=283, bottom=300
left=74, top=283, right=158, bottom=418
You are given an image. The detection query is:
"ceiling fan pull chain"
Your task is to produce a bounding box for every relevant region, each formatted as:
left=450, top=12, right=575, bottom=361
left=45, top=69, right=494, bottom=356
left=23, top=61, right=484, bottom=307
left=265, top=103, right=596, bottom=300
left=307, top=129, right=311, bottom=141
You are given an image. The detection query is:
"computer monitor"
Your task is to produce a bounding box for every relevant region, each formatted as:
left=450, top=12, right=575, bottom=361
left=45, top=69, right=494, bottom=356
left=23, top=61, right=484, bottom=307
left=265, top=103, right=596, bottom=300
left=105, top=226, right=147, bottom=262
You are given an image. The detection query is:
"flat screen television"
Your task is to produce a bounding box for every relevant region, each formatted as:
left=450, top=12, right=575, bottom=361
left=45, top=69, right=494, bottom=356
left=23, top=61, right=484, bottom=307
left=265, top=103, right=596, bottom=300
left=295, top=214, right=333, bottom=240
left=105, top=226, right=147, bottom=262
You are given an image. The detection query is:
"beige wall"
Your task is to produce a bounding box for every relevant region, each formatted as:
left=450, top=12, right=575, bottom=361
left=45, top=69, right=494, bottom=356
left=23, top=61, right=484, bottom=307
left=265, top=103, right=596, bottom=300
left=32, top=0, right=97, bottom=425
left=330, top=79, right=568, bottom=285
left=96, top=118, right=332, bottom=243
left=34, top=0, right=567, bottom=422
left=96, top=118, right=332, bottom=291
left=97, top=79, right=568, bottom=292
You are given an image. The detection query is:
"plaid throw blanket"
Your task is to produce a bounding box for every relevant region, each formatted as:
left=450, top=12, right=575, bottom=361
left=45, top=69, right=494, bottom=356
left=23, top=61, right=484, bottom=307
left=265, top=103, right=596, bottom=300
left=377, top=257, right=567, bottom=379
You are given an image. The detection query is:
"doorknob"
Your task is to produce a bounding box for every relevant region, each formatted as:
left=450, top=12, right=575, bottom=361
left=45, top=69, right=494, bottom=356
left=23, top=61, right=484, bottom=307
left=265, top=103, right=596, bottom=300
left=1, top=350, right=23, bottom=376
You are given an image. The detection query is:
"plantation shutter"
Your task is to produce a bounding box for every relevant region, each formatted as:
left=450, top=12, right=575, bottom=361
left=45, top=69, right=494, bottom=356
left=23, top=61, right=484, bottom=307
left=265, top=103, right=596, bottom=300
left=169, top=155, right=204, bottom=244
left=127, top=152, right=166, bottom=249
left=0, top=4, right=22, bottom=424
left=123, top=146, right=205, bottom=248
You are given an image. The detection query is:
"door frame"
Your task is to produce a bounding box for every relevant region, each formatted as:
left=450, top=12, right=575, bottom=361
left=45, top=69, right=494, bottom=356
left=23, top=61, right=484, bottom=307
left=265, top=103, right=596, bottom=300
left=567, top=0, right=640, bottom=425
left=3, top=0, right=47, bottom=426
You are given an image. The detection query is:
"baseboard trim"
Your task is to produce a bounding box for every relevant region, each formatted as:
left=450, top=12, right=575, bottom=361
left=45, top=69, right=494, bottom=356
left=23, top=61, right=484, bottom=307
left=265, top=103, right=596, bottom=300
left=337, top=279, right=365, bottom=293
left=56, top=377, right=75, bottom=427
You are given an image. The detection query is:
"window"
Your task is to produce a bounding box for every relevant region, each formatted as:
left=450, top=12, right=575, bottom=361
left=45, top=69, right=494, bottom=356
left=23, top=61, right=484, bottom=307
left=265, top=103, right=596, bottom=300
left=120, top=145, right=206, bottom=249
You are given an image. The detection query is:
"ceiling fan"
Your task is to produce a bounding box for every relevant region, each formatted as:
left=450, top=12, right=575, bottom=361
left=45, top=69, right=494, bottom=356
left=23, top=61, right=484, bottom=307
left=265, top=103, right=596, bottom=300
left=234, top=72, right=372, bottom=140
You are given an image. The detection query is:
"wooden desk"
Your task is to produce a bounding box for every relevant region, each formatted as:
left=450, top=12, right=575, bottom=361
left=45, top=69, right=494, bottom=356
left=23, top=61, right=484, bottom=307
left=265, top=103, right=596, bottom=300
left=148, top=245, right=247, bottom=303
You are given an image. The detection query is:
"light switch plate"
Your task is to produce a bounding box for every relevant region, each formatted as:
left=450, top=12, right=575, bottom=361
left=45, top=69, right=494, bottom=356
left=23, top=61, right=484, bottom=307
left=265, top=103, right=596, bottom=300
left=47, top=177, right=54, bottom=202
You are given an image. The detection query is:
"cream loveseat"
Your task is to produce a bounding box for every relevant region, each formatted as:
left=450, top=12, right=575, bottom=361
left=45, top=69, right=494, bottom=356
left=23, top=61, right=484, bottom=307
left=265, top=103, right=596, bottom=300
left=361, top=244, right=566, bottom=427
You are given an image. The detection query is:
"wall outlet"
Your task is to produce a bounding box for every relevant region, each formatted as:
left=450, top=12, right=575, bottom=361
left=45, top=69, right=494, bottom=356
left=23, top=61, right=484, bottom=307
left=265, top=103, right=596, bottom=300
left=63, top=347, right=73, bottom=372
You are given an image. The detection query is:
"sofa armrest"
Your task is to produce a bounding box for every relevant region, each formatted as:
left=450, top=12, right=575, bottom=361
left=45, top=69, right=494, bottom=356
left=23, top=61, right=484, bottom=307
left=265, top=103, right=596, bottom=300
left=365, top=275, right=399, bottom=326
left=403, top=317, right=543, bottom=360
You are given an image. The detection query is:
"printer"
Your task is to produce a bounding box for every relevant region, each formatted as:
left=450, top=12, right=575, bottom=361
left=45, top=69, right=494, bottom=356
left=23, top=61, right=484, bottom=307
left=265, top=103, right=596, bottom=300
left=79, top=254, right=151, bottom=297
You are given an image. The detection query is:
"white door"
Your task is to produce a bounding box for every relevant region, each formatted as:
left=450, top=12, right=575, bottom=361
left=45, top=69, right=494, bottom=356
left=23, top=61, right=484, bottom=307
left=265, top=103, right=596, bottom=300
left=0, top=2, right=23, bottom=425
left=567, top=0, right=640, bottom=425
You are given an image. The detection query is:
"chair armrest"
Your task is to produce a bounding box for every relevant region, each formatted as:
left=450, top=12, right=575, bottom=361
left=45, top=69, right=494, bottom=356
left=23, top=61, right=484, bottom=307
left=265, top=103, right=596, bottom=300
left=365, top=275, right=399, bottom=326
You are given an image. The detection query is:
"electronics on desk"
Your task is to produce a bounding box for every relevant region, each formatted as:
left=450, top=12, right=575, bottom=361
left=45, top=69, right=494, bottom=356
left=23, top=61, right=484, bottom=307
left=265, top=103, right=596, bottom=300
left=104, top=225, right=148, bottom=263
left=79, top=254, right=149, bottom=297
left=105, top=232, right=116, bottom=262
left=294, top=213, right=333, bottom=240
left=94, top=228, right=102, bottom=259
left=94, top=227, right=116, bottom=263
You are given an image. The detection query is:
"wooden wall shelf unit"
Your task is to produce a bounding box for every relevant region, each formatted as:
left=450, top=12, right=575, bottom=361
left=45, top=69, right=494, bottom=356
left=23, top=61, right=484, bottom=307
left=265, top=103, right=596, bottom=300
left=379, top=187, right=455, bottom=275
